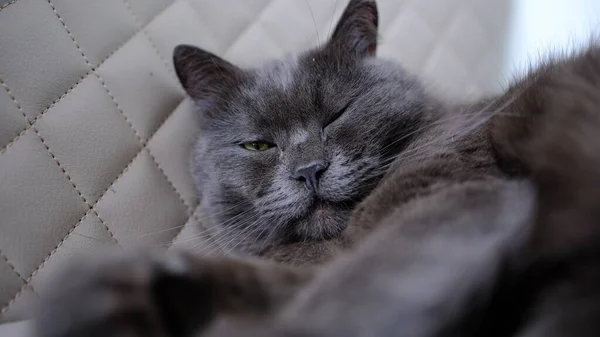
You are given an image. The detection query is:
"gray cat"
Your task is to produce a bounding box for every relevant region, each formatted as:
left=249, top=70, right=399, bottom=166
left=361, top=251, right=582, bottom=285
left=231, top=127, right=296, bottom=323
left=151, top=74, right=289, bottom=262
left=177, top=0, right=438, bottom=254
left=35, top=1, right=600, bottom=336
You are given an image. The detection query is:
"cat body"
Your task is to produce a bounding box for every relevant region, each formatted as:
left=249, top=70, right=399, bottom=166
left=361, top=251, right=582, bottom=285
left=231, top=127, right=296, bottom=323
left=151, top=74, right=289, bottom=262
left=35, top=1, right=600, bottom=336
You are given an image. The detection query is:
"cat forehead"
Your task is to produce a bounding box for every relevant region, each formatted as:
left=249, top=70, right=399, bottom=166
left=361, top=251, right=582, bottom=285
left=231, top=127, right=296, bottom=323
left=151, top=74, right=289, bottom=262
left=250, top=53, right=361, bottom=92
left=249, top=55, right=410, bottom=95
left=226, top=56, right=421, bottom=129
left=227, top=56, right=331, bottom=132
left=253, top=55, right=301, bottom=91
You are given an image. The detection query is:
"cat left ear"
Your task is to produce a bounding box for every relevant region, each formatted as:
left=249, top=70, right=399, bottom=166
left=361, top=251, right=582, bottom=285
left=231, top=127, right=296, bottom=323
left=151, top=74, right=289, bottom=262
left=173, top=44, right=243, bottom=102
left=327, top=0, right=378, bottom=58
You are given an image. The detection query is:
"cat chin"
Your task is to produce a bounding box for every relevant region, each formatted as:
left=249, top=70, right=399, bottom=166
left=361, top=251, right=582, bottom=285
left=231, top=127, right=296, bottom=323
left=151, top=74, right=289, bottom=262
left=290, top=200, right=351, bottom=241
left=217, top=201, right=351, bottom=255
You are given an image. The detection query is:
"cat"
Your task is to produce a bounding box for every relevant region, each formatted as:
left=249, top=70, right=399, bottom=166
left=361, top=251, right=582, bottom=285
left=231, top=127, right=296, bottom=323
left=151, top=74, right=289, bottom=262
left=34, top=0, right=600, bottom=336
left=176, top=0, right=443, bottom=256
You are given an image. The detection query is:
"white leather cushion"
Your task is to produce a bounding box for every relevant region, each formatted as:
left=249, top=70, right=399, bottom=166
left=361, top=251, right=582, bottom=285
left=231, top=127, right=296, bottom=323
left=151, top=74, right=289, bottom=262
left=0, top=0, right=510, bottom=322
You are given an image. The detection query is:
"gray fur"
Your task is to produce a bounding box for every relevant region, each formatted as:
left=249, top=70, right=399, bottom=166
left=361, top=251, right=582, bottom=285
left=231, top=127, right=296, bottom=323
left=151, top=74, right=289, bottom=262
left=175, top=0, right=437, bottom=253
left=33, top=1, right=600, bottom=337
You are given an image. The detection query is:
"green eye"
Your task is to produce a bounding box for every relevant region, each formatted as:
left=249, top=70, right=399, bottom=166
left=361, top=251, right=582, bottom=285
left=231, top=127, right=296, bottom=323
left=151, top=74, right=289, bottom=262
left=241, top=141, right=273, bottom=151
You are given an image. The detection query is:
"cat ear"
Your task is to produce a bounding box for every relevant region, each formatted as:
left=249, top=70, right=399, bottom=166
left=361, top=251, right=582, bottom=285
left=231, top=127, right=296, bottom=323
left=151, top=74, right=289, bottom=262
left=327, top=0, right=378, bottom=58
left=173, top=45, right=243, bottom=102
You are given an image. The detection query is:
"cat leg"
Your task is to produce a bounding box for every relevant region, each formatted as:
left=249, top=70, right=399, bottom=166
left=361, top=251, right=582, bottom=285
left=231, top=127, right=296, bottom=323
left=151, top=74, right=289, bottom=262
left=34, top=250, right=312, bottom=337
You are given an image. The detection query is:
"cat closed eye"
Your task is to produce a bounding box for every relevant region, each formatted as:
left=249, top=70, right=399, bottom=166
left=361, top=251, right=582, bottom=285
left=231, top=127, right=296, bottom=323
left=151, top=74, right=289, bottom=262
left=325, top=102, right=352, bottom=128
left=241, top=141, right=275, bottom=151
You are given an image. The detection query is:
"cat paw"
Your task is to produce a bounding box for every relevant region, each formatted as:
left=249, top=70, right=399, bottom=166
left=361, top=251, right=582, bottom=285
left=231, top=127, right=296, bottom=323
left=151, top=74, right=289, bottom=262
left=34, top=250, right=219, bottom=337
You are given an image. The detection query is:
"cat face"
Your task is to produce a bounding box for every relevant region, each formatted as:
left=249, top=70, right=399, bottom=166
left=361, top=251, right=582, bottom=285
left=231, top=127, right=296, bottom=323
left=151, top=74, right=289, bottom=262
left=174, top=0, right=435, bottom=253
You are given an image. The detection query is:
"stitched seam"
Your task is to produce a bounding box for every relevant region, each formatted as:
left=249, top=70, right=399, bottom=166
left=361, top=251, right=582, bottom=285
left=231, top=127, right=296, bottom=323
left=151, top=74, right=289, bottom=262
left=0, top=94, right=187, bottom=311
left=142, top=32, right=176, bottom=77
left=0, top=0, right=18, bottom=12
left=90, top=98, right=187, bottom=221
left=1, top=180, right=193, bottom=317
left=184, top=0, right=272, bottom=57
left=33, top=115, right=119, bottom=243
left=35, top=71, right=93, bottom=122
left=1, top=79, right=121, bottom=254
left=0, top=78, right=27, bottom=121
left=0, top=70, right=93, bottom=155
left=169, top=203, right=203, bottom=246
left=0, top=11, right=126, bottom=318
left=189, top=0, right=273, bottom=57
left=416, top=4, right=464, bottom=75
left=0, top=207, right=95, bottom=316
left=0, top=284, right=34, bottom=317
left=48, top=0, right=192, bottom=215
left=0, top=96, right=179, bottom=315
left=0, top=84, right=47, bottom=315
left=0, top=250, right=30, bottom=292
left=0, top=1, right=189, bottom=318
left=0, top=1, right=178, bottom=155
left=94, top=73, right=193, bottom=213
left=25, top=1, right=119, bottom=247
left=0, top=80, right=112, bottom=255
left=93, top=2, right=182, bottom=68
left=47, top=0, right=92, bottom=65
left=149, top=147, right=194, bottom=209
left=0, top=127, right=28, bottom=155
left=122, top=0, right=177, bottom=78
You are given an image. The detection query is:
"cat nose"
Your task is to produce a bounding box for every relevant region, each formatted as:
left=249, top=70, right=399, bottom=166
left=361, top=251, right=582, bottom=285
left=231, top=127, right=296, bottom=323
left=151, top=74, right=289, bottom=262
left=293, top=161, right=329, bottom=194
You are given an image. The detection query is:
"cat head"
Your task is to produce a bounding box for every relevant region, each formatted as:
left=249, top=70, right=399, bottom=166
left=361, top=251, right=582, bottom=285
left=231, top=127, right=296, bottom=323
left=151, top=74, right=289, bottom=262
left=173, top=0, right=436, bottom=254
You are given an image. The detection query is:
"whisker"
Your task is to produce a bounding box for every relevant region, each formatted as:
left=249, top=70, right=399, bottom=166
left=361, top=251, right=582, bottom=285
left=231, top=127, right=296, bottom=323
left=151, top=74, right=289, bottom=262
left=196, top=212, right=262, bottom=255
left=328, top=0, right=339, bottom=38
left=176, top=64, right=537, bottom=258
left=131, top=200, right=249, bottom=239
left=366, top=110, right=527, bottom=182
left=72, top=232, right=108, bottom=243
left=378, top=95, right=519, bottom=156
left=168, top=207, right=257, bottom=248
left=244, top=216, right=279, bottom=254
left=223, top=216, right=266, bottom=255
left=305, top=0, right=321, bottom=46
left=380, top=78, right=533, bottom=169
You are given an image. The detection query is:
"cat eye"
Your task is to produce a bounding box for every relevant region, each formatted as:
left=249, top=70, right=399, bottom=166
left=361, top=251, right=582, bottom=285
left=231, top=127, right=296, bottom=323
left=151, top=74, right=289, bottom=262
left=241, top=141, right=274, bottom=151
left=324, top=102, right=352, bottom=128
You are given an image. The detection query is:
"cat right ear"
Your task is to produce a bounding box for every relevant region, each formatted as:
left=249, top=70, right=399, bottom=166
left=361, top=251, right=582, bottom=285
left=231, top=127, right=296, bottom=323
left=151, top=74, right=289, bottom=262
left=327, top=0, right=379, bottom=58
left=173, top=45, right=243, bottom=102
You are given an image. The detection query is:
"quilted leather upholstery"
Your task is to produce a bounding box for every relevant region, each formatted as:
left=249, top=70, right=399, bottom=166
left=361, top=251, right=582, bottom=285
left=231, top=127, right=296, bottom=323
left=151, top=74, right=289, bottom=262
left=0, top=0, right=510, bottom=325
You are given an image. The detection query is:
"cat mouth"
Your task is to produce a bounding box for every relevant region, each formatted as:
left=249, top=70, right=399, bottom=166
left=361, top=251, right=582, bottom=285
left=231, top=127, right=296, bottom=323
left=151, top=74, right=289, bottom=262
left=284, top=198, right=352, bottom=243
left=305, top=197, right=354, bottom=217
left=309, top=198, right=341, bottom=212
left=310, top=198, right=331, bottom=211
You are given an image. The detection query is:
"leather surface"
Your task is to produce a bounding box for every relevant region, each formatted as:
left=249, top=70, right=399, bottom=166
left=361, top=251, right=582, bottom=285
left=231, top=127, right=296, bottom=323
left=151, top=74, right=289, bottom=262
left=0, top=0, right=510, bottom=324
